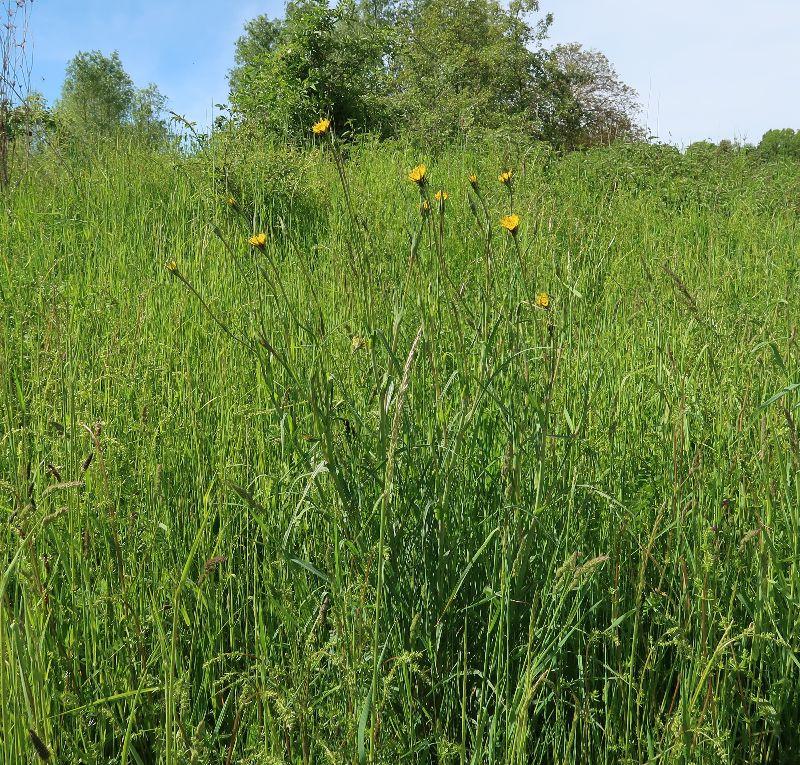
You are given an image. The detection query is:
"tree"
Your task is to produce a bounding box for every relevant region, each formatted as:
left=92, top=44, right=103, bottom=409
left=131, top=83, right=169, bottom=145
left=229, top=14, right=284, bottom=99
left=58, top=50, right=135, bottom=133
left=686, top=140, right=718, bottom=155
left=535, top=44, right=643, bottom=150
left=389, top=0, right=552, bottom=143
left=228, top=1, right=644, bottom=151
left=229, top=0, right=392, bottom=139
left=57, top=50, right=169, bottom=144
left=758, top=129, right=800, bottom=160
left=229, top=0, right=554, bottom=143
left=6, top=91, right=53, bottom=150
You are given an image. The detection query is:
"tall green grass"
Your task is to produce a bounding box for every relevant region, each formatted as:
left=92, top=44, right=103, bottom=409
left=2, top=136, right=800, bottom=764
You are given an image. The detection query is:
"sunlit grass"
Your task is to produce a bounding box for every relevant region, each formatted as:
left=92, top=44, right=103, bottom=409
left=2, top=136, right=800, bottom=764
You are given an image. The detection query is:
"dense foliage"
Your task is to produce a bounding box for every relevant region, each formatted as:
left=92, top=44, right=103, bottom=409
left=6, top=0, right=800, bottom=163
left=229, top=0, right=392, bottom=139
left=227, top=0, right=642, bottom=148
left=536, top=43, right=645, bottom=149
left=758, top=128, right=800, bottom=160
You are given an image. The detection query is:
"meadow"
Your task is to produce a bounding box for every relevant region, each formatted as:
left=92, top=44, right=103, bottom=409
left=2, top=135, right=800, bottom=764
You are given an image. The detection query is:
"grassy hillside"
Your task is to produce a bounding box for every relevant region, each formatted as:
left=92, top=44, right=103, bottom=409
left=2, top=137, right=800, bottom=764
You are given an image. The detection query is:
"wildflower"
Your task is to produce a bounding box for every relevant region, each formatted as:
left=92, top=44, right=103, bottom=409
left=249, top=232, right=267, bottom=250
left=312, top=117, right=331, bottom=136
left=498, top=170, right=513, bottom=185
left=408, top=164, right=428, bottom=186
left=500, top=214, right=520, bottom=235
left=420, top=199, right=431, bottom=217
left=434, top=190, right=448, bottom=203
left=165, top=260, right=178, bottom=273
left=226, top=196, right=238, bottom=209
left=468, top=174, right=479, bottom=189
left=535, top=291, right=551, bottom=310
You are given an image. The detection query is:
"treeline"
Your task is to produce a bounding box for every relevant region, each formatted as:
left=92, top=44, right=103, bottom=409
left=4, top=51, right=170, bottom=154
left=6, top=0, right=645, bottom=155
left=225, top=0, right=643, bottom=150
left=4, top=0, right=800, bottom=160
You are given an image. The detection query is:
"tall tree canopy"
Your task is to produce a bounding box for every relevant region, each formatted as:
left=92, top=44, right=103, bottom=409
left=390, top=0, right=552, bottom=142
left=57, top=50, right=169, bottom=143
left=59, top=51, right=134, bottom=132
left=758, top=129, right=800, bottom=159
left=228, top=0, right=642, bottom=148
left=536, top=44, right=644, bottom=149
left=229, top=0, right=392, bottom=138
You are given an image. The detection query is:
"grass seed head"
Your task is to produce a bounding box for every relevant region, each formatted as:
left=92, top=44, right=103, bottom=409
left=28, top=729, right=51, bottom=761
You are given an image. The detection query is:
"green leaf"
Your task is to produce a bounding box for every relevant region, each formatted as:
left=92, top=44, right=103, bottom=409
left=760, top=382, right=800, bottom=410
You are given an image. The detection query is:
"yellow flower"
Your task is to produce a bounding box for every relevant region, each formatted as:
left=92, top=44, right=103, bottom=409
left=498, top=170, right=513, bottom=185
left=249, top=232, right=267, bottom=249
left=312, top=117, right=331, bottom=136
left=420, top=199, right=431, bottom=216
left=165, top=260, right=178, bottom=273
left=434, top=190, right=448, bottom=202
left=226, top=196, right=238, bottom=208
left=468, top=174, right=479, bottom=189
left=500, top=214, right=520, bottom=235
left=535, top=292, right=551, bottom=310
left=408, top=164, right=427, bottom=185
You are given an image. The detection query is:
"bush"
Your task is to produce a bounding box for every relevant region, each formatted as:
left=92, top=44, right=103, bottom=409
left=758, top=128, right=800, bottom=159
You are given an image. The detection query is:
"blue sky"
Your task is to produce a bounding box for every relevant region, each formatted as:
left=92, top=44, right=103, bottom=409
left=28, top=0, right=800, bottom=147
